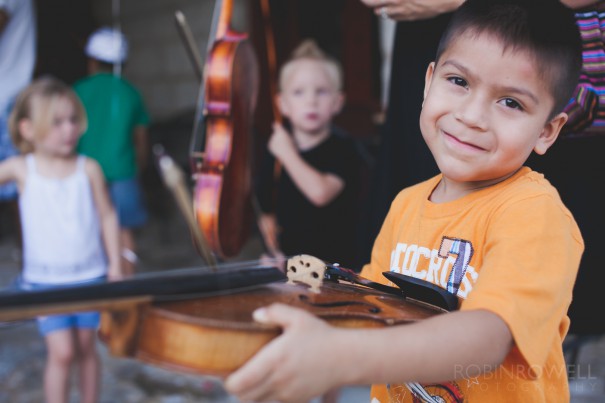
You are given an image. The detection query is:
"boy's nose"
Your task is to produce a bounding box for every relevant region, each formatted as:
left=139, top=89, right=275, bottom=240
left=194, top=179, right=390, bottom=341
left=455, top=94, right=488, bottom=130
left=306, top=94, right=318, bottom=104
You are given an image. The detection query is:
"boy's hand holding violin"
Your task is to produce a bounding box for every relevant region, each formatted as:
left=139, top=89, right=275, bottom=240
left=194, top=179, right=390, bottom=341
left=225, top=303, right=353, bottom=403
left=268, top=122, right=297, bottom=162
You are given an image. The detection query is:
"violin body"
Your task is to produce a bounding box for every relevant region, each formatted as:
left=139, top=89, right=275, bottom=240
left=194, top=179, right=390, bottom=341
left=0, top=255, right=448, bottom=379
left=193, top=0, right=259, bottom=258
left=102, top=279, right=444, bottom=377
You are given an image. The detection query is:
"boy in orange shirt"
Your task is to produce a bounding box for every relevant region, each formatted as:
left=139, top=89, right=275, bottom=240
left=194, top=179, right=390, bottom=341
left=225, top=0, right=584, bottom=401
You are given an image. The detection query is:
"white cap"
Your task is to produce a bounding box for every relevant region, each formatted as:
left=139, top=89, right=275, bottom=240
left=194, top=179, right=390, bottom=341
left=85, top=27, right=129, bottom=64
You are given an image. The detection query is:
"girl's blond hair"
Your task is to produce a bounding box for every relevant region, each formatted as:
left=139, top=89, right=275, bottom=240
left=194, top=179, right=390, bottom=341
left=279, top=39, right=343, bottom=91
left=8, top=77, right=87, bottom=153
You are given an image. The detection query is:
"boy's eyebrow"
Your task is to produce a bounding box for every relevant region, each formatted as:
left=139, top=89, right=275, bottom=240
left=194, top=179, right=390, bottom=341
left=441, top=59, right=539, bottom=105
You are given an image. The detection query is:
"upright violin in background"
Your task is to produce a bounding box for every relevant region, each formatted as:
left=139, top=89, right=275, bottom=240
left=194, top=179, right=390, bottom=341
left=190, top=0, right=259, bottom=259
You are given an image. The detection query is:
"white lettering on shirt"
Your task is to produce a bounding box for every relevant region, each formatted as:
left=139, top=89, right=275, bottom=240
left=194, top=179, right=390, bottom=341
left=390, top=242, right=477, bottom=298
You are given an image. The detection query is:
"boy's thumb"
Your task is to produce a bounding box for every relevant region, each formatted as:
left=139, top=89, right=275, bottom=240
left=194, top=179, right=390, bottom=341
left=253, top=303, right=303, bottom=328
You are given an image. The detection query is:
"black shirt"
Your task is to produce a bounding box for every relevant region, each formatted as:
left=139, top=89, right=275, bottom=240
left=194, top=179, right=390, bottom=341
left=257, top=131, right=361, bottom=269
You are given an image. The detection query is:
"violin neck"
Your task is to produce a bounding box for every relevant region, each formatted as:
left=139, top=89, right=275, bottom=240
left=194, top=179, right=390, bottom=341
left=0, top=266, right=286, bottom=322
left=214, top=0, right=233, bottom=40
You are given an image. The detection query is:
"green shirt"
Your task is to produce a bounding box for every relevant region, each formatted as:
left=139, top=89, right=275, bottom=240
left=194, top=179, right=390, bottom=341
left=74, top=73, right=150, bottom=181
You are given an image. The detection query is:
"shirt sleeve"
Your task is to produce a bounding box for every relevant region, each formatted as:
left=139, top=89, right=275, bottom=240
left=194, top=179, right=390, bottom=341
left=461, top=193, right=583, bottom=377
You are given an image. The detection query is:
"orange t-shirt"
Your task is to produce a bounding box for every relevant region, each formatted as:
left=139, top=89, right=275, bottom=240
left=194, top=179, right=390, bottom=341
left=361, top=167, right=583, bottom=402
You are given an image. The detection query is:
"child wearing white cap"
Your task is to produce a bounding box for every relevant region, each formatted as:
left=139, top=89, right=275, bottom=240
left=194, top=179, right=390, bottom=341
left=74, top=27, right=151, bottom=276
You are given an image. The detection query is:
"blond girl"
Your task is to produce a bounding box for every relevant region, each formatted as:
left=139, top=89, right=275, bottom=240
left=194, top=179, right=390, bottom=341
left=0, top=77, right=121, bottom=403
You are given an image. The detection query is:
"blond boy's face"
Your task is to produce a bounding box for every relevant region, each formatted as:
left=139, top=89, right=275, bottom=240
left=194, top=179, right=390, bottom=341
left=420, top=32, right=567, bottom=189
left=278, top=59, right=343, bottom=136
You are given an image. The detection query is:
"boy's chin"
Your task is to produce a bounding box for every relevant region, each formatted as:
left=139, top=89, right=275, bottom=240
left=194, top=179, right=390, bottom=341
left=296, top=125, right=330, bottom=136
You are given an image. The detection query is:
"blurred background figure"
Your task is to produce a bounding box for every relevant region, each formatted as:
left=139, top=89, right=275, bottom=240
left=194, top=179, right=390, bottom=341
left=0, top=0, right=36, bottom=253
left=74, top=27, right=151, bottom=276
left=1, top=77, right=122, bottom=403
left=256, top=40, right=362, bottom=272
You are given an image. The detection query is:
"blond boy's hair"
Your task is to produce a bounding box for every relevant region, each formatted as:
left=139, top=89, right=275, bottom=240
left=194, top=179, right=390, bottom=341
left=9, top=77, right=87, bottom=153
left=279, top=39, right=343, bottom=91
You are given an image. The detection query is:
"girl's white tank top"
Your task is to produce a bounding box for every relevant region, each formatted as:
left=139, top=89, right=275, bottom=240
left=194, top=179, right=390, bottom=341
left=20, top=154, right=107, bottom=284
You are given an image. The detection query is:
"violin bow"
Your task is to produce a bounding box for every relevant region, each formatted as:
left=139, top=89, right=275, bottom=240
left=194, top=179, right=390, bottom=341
left=153, top=145, right=218, bottom=269
left=174, top=10, right=204, bottom=82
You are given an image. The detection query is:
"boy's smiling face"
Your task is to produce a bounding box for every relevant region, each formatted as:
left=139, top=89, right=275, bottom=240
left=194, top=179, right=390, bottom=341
left=420, top=32, right=567, bottom=196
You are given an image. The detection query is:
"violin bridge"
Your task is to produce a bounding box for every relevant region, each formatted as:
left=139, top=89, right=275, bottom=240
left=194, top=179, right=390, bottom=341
left=285, top=254, right=326, bottom=293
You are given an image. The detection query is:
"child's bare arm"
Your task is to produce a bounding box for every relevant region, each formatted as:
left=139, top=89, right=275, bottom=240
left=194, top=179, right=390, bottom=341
left=225, top=304, right=512, bottom=403
left=0, top=156, right=24, bottom=188
left=269, top=123, right=344, bottom=206
left=257, top=212, right=283, bottom=257
left=85, top=159, right=122, bottom=280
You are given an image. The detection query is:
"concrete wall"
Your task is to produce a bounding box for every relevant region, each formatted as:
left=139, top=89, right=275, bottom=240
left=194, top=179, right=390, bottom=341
left=91, top=0, right=249, bottom=122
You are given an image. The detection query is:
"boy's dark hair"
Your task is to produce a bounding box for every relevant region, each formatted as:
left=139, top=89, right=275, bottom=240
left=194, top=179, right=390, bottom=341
left=436, top=0, right=582, bottom=117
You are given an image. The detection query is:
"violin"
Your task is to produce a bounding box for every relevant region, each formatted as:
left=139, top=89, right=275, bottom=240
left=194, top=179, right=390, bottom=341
left=190, top=0, right=259, bottom=259
left=0, top=255, right=449, bottom=377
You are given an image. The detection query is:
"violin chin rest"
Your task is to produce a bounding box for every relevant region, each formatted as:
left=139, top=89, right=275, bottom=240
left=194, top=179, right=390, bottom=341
left=381, top=272, right=459, bottom=312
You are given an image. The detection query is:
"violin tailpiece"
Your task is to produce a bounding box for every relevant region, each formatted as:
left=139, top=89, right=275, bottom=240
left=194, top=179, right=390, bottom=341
left=285, top=255, right=327, bottom=293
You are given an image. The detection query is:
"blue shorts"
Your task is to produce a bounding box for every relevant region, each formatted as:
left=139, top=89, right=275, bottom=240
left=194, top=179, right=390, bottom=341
left=109, top=178, right=148, bottom=228
left=22, top=277, right=104, bottom=336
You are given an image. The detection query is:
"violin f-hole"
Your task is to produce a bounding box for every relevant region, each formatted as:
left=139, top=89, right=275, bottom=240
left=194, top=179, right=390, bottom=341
left=298, top=295, right=381, bottom=314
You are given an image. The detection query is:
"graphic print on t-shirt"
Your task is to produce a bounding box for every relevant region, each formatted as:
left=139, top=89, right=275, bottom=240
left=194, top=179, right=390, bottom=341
left=439, top=237, right=474, bottom=296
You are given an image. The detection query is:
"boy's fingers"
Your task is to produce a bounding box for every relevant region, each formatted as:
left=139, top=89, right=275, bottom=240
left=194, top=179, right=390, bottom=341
left=226, top=304, right=312, bottom=399
left=272, top=121, right=284, bottom=132
left=224, top=333, right=283, bottom=399
left=253, top=303, right=310, bottom=328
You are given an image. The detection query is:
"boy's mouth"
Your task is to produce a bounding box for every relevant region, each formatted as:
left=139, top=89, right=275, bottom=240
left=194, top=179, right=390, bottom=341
left=443, top=131, right=486, bottom=151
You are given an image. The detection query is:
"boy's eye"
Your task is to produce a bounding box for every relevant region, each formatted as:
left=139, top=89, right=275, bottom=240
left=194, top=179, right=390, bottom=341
left=500, top=98, right=523, bottom=111
left=448, top=76, right=468, bottom=88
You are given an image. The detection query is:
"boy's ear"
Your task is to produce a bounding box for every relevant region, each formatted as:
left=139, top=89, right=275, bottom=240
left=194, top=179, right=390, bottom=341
left=423, top=62, right=436, bottom=102
left=534, top=112, right=567, bottom=155
left=332, top=92, right=345, bottom=115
